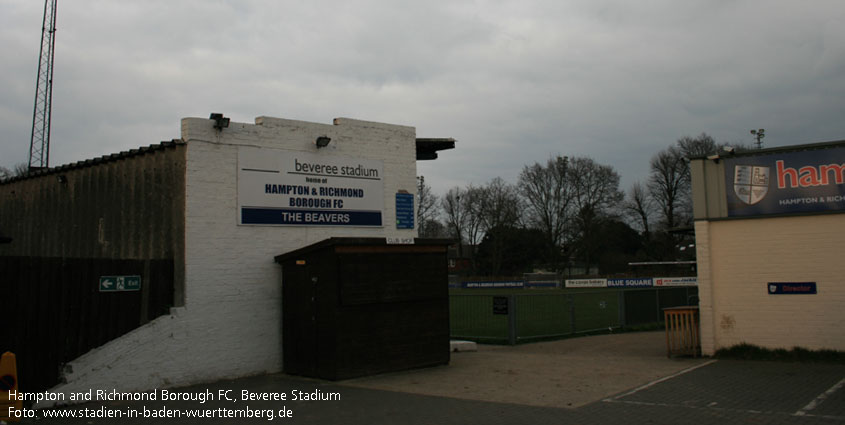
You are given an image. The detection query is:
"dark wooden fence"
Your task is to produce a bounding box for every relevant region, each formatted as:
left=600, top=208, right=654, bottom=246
left=0, top=256, right=174, bottom=393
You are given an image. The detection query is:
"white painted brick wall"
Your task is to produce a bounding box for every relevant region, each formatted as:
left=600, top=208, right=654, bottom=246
left=696, top=214, right=845, bottom=355
left=45, top=116, right=419, bottom=403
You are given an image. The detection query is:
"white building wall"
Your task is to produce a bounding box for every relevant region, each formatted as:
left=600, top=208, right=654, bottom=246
left=695, top=214, right=845, bottom=355
left=46, top=116, right=419, bottom=402
left=693, top=220, right=717, bottom=356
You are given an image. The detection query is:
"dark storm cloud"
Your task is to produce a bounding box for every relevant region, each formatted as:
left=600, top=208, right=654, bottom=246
left=2, top=0, right=844, bottom=197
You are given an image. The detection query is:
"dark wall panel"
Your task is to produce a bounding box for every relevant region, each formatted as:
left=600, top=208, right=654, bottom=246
left=0, top=256, right=174, bottom=393
left=0, top=142, right=185, bottom=392
left=277, top=238, right=451, bottom=381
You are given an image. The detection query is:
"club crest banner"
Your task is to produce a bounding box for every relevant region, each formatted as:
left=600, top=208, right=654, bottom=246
left=723, top=145, right=845, bottom=217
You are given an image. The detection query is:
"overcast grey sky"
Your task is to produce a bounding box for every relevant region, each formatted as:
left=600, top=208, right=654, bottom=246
left=2, top=0, right=844, bottom=196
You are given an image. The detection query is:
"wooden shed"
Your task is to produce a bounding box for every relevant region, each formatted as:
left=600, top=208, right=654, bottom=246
left=274, top=237, right=451, bottom=380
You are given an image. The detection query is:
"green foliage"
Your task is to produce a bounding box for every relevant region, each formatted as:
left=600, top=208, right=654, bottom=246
left=475, top=226, right=548, bottom=276
left=594, top=218, right=645, bottom=275
left=715, top=343, right=845, bottom=363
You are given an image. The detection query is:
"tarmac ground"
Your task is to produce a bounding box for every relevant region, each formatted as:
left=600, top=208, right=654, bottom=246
left=9, top=331, right=845, bottom=424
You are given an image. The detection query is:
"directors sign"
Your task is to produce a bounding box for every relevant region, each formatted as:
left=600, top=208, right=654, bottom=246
left=724, top=145, right=845, bottom=217
left=238, top=148, right=384, bottom=226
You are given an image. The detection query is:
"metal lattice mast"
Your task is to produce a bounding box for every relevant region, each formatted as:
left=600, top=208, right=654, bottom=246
left=28, top=0, right=58, bottom=171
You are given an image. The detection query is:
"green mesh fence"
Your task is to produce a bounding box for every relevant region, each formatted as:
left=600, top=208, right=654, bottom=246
left=450, top=287, right=697, bottom=344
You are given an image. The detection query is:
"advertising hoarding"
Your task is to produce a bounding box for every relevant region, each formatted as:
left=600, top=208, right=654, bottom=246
left=564, top=279, right=607, bottom=288
left=607, top=278, right=653, bottom=288
left=654, top=277, right=697, bottom=287
left=462, top=281, right=525, bottom=289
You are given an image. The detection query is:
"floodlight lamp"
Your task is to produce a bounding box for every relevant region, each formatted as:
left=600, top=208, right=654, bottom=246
left=316, top=136, right=331, bottom=148
left=209, top=113, right=230, bottom=130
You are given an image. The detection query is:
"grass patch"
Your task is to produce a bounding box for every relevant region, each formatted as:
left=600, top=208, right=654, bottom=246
left=715, top=343, right=845, bottom=364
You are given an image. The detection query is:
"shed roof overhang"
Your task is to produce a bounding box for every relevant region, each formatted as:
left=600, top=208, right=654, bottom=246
left=416, top=138, right=456, bottom=160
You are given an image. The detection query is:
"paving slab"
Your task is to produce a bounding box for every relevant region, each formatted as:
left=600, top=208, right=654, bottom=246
left=601, top=359, right=845, bottom=423
left=341, top=330, right=708, bottom=408
left=10, top=331, right=845, bottom=424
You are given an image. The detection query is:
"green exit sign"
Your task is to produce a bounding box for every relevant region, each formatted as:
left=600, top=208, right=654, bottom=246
left=99, top=275, right=141, bottom=292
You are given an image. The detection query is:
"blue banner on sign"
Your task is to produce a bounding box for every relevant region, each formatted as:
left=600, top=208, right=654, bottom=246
left=768, top=282, right=817, bottom=295
left=724, top=145, right=845, bottom=217
left=607, top=278, right=653, bottom=288
left=241, top=208, right=383, bottom=226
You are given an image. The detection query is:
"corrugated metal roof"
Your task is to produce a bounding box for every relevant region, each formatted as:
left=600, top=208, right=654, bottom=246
left=1, top=139, right=185, bottom=185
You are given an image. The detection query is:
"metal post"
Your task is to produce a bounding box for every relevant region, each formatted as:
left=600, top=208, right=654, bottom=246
left=655, top=289, right=661, bottom=322
left=507, top=295, right=517, bottom=345
left=617, top=290, right=626, bottom=328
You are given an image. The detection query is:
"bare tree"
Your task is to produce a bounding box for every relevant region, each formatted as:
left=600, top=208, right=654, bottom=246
left=567, top=157, right=624, bottom=271
left=420, top=219, right=448, bottom=238
left=518, top=155, right=571, bottom=269
left=568, top=157, right=623, bottom=216
left=0, top=163, right=29, bottom=180
left=649, top=133, right=722, bottom=230
left=441, top=186, right=467, bottom=247
left=440, top=184, right=487, bottom=269
left=478, top=177, right=521, bottom=276
left=416, top=176, right=440, bottom=237
left=462, top=184, right=487, bottom=249
left=479, top=177, right=521, bottom=231
left=624, top=182, right=654, bottom=239
left=677, top=133, right=718, bottom=159
left=648, top=145, right=688, bottom=230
